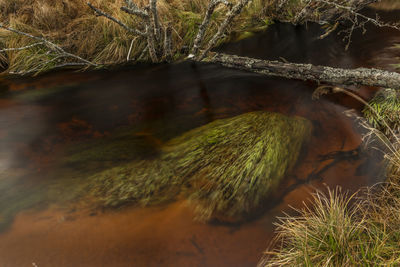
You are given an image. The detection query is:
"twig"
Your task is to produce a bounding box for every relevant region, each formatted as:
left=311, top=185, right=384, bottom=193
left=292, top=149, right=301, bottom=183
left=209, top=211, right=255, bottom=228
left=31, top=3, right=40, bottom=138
left=137, top=45, right=149, bottom=61
left=87, top=2, right=146, bottom=37
left=319, top=22, right=339, bottom=39
left=120, top=6, right=149, bottom=19
left=190, top=0, right=233, bottom=58
left=198, top=0, right=251, bottom=60
left=127, top=39, right=134, bottom=61
left=294, top=0, right=312, bottom=25
left=145, top=24, right=158, bottom=62
left=163, top=24, right=173, bottom=61
left=320, top=0, right=400, bottom=31
left=149, top=0, right=161, bottom=40
left=0, top=23, right=97, bottom=67
left=0, top=42, right=44, bottom=53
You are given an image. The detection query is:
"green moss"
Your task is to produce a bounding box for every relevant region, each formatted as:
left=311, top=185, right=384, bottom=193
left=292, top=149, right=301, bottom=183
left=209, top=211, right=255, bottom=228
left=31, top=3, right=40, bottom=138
left=363, top=88, right=400, bottom=137
left=89, top=111, right=312, bottom=220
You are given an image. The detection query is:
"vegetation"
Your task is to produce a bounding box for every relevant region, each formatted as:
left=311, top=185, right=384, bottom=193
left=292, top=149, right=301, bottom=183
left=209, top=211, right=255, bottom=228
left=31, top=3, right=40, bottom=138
left=363, top=88, right=400, bottom=137
left=0, top=0, right=375, bottom=75
left=0, top=0, right=273, bottom=74
left=1, top=0, right=400, bottom=264
left=261, top=185, right=400, bottom=266
left=262, top=86, right=400, bottom=266
left=88, top=111, right=312, bottom=220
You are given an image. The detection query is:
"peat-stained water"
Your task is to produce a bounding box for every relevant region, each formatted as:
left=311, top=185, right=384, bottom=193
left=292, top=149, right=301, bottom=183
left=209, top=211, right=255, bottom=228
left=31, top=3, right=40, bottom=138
left=0, top=8, right=399, bottom=267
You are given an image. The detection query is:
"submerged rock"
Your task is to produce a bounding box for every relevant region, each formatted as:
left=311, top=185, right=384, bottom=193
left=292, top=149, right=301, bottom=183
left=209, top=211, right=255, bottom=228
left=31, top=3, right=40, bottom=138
left=89, top=111, right=312, bottom=220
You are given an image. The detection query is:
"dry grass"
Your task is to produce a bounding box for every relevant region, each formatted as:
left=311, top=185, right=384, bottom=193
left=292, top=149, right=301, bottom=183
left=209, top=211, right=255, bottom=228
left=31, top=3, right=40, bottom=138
left=0, top=0, right=369, bottom=75
left=261, top=186, right=400, bottom=266
left=0, top=0, right=272, bottom=75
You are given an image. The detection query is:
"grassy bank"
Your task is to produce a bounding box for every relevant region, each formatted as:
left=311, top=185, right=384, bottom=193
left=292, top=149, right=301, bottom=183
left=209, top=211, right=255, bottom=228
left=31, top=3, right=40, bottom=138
left=0, top=0, right=371, bottom=75
left=262, top=91, right=400, bottom=265
left=0, top=0, right=275, bottom=75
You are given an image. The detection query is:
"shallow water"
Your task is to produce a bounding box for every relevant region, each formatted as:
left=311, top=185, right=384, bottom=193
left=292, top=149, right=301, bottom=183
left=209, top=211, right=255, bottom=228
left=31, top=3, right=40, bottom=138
left=0, top=8, right=399, bottom=267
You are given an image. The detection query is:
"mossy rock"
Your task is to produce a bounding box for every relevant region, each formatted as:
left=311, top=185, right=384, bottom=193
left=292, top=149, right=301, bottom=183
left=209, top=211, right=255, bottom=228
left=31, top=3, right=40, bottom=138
left=89, top=111, right=312, bottom=220
left=363, top=88, right=400, bottom=137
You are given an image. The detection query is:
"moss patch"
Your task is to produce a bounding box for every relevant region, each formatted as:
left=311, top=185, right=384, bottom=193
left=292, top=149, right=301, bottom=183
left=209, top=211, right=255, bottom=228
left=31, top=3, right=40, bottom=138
left=89, top=111, right=312, bottom=220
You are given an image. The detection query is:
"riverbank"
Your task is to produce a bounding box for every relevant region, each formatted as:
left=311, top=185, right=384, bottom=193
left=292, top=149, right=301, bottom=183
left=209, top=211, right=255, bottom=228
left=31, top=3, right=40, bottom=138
left=0, top=0, right=273, bottom=75
left=0, top=0, right=380, bottom=76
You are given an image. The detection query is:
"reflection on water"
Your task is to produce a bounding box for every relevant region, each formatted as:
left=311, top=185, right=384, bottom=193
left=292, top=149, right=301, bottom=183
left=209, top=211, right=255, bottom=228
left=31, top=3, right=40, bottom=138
left=0, top=8, right=399, bottom=267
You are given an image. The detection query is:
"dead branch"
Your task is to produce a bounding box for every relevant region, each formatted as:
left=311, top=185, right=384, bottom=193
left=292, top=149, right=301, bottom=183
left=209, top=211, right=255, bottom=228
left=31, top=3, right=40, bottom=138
left=191, top=0, right=233, bottom=57
left=198, top=0, right=251, bottom=60
left=145, top=24, right=158, bottom=62
left=317, top=0, right=400, bottom=49
left=0, top=23, right=97, bottom=69
left=0, top=42, right=44, bottom=53
left=206, top=53, right=400, bottom=89
left=149, top=0, right=161, bottom=40
left=88, top=1, right=166, bottom=62
left=87, top=2, right=146, bottom=37
left=163, top=24, right=173, bottom=61
left=120, top=2, right=149, bottom=19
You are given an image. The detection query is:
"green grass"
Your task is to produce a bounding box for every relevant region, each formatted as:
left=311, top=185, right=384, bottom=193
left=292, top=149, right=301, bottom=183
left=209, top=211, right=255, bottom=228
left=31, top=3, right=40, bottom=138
left=363, top=88, right=400, bottom=137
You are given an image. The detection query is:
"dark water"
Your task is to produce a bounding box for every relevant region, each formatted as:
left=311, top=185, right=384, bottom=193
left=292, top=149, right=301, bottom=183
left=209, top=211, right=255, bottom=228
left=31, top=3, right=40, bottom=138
left=0, top=8, right=399, bottom=267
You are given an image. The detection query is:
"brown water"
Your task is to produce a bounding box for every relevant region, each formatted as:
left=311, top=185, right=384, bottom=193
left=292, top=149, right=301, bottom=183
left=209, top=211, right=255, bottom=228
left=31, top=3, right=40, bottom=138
left=0, top=8, right=399, bottom=267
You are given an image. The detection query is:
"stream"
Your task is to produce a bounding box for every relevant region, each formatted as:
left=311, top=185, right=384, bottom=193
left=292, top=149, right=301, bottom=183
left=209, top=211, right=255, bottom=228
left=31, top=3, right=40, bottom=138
left=0, top=7, right=399, bottom=267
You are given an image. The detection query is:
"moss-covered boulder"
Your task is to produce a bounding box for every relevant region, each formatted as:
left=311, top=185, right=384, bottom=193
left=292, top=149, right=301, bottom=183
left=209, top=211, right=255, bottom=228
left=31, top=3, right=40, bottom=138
left=363, top=88, right=400, bottom=137
left=89, top=111, right=312, bottom=220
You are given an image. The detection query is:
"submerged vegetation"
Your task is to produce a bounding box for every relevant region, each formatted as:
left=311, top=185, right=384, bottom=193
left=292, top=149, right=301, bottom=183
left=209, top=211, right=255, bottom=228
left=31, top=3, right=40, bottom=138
left=0, top=111, right=311, bottom=228
left=89, top=111, right=312, bottom=220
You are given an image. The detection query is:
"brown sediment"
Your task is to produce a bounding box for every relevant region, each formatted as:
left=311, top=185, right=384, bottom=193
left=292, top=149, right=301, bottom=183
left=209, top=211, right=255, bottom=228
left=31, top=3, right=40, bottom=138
left=0, top=98, right=372, bottom=266
left=0, top=202, right=275, bottom=267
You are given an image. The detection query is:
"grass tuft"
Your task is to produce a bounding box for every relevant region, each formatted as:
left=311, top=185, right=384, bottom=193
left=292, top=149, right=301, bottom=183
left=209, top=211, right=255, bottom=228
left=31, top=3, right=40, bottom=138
left=263, top=88, right=400, bottom=266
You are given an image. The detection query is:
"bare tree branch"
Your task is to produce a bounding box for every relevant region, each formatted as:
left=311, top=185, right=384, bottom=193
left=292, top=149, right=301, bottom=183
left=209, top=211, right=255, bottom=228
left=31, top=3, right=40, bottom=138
left=0, top=23, right=97, bottom=67
left=190, top=0, right=233, bottom=57
left=198, top=0, right=251, bottom=60
left=163, top=24, right=173, bottom=61
left=0, top=42, right=44, bottom=53
left=320, top=0, right=400, bottom=30
left=145, top=24, right=158, bottom=62
left=87, top=2, right=146, bottom=37
left=207, top=53, right=400, bottom=89
left=149, top=0, right=161, bottom=40
left=120, top=6, right=149, bottom=19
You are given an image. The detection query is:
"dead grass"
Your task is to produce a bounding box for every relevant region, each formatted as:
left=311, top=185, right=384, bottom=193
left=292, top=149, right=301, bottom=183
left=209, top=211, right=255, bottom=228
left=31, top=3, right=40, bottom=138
left=0, top=0, right=272, bottom=75
left=0, top=0, right=364, bottom=75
